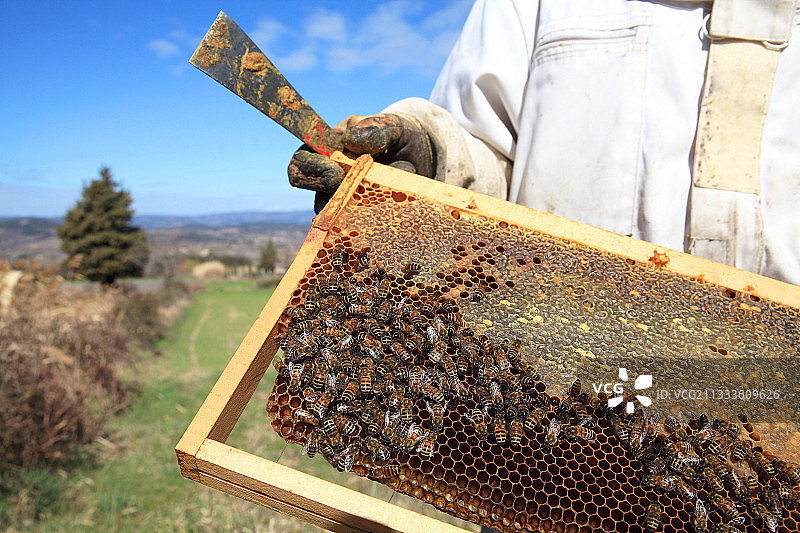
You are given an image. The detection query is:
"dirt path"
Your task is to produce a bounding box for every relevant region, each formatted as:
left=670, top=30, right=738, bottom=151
left=187, top=300, right=210, bottom=370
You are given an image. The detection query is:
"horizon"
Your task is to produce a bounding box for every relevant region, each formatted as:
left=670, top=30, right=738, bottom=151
left=1, top=1, right=473, bottom=218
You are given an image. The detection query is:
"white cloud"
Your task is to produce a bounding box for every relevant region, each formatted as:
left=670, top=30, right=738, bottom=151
left=249, top=17, right=289, bottom=51
left=305, top=9, right=346, bottom=43
left=274, top=47, right=319, bottom=72
left=148, top=39, right=180, bottom=59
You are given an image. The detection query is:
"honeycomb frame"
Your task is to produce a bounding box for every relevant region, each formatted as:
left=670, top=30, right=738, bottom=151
left=176, top=153, right=800, bottom=533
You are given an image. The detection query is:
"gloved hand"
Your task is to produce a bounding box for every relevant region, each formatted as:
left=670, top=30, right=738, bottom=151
left=287, top=114, right=435, bottom=213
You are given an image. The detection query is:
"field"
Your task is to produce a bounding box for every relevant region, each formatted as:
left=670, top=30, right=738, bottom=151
left=10, top=280, right=479, bottom=532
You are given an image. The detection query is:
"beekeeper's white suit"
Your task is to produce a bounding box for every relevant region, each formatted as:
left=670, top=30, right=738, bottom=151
left=383, top=0, right=800, bottom=285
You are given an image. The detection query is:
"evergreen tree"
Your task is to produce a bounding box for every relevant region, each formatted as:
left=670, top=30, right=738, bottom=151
left=259, top=239, right=277, bottom=274
left=57, top=167, right=149, bottom=284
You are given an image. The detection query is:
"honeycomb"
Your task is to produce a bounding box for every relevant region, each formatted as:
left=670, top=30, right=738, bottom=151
left=265, top=180, right=800, bottom=532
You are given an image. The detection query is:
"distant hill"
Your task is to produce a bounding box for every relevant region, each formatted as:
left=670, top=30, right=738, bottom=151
left=132, top=210, right=315, bottom=229
left=0, top=211, right=315, bottom=265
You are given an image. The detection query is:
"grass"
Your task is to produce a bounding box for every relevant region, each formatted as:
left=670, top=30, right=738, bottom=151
left=11, top=280, right=479, bottom=532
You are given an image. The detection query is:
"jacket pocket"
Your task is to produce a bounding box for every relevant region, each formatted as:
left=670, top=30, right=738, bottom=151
left=517, top=8, right=652, bottom=236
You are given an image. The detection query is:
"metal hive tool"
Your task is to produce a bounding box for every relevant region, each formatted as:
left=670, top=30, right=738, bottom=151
left=265, top=156, right=800, bottom=533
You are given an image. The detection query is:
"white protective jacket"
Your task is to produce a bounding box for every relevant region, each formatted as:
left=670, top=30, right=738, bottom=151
left=383, top=0, right=800, bottom=286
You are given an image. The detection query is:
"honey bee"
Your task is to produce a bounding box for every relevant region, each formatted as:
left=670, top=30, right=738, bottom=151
left=613, top=416, right=632, bottom=446
left=466, top=405, right=488, bottom=437
left=778, top=484, right=800, bottom=502
left=524, top=407, right=546, bottom=433
left=371, top=464, right=401, bottom=479
left=311, top=361, right=327, bottom=390
left=427, top=400, right=448, bottom=431
left=743, top=474, right=760, bottom=496
left=544, top=419, right=562, bottom=449
left=568, top=378, right=582, bottom=399
left=644, top=502, right=662, bottom=533
left=509, top=417, right=524, bottom=449
left=332, top=412, right=358, bottom=436
left=751, top=449, right=777, bottom=478
left=331, top=245, right=348, bottom=270
left=359, top=357, right=375, bottom=395
left=692, top=499, right=709, bottom=533
left=675, top=478, right=697, bottom=502
left=372, top=277, right=390, bottom=299
left=356, top=251, right=370, bottom=270
left=273, top=357, right=289, bottom=378
left=288, top=361, right=305, bottom=393
left=365, top=437, right=391, bottom=463
left=417, top=431, right=436, bottom=459
left=303, top=429, right=322, bottom=458
left=564, top=424, right=596, bottom=443
left=471, top=287, right=486, bottom=302
left=401, top=261, right=421, bottom=276
left=488, top=380, right=504, bottom=408
left=493, top=416, right=508, bottom=445
left=709, top=525, right=743, bottom=533
left=709, top=493, right=743, bottom=524
left=293, top=409, right=320, bottom=425
left=311, top=390, right=334, bottom=418
left=408, top=365, right=425, bottom=395
left=399, top=395, right=415, bottom=424
left=773, top=457, right=800, bottom=485
left=332, top=443, right=357, bottom=472
left=341, top=380, right=360, bottom=403
left=702, top=465, right=726, bottom=494
left=556, top=398, right=572, bottom=423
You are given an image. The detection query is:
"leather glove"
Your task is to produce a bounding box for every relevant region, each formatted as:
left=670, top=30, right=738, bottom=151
left=287, top=114, right=435, bottom=213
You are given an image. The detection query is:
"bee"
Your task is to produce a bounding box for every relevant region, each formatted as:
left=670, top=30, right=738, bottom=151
left=356, top=251, right=370, bottom=270
left=750, top=449, right=777, bottom=478
left=488, top=380, right=504, bottom=408
left=311, top=390, right=334, bottom=418
left=544, top=419, right=561, bottom=449
left=643, top=474, right=677, bottom=491
left=509, top=417, right=524, bottom=449
left=332, top=412, right=358, bottom=436
left=367, top=407, right=386, bottom=438
left=332, top=443, right=357, bottom=472
left=493, top=416, right=508, bottom=445
left=709, top=493, right=743, bottom=524
left=365, top=437, right=391, bottom=463
left=644, top=502, right=662, bottom=533
left=778, top=484, right=800, bottom=502
left=675, top=478, right=697, bottom=502
left=359, top=357, right=375, bottom=395
left=293, top=408, right=320, bottom=425
left=701, top=465, right=726, bottom=494
left=712, top=418, right=741, bottom=439
left=669, top=451, right=702, bottom=475
left=556, top=398, right=572, bottom=423
left=427, top=400, right=448, bottom=431
left=471, top=287, right=486, bottom=302
left=399, top=395, right=415, bottom=424
left=303, top=429, right=322, bottom=458
left=468, top=411, right=490, bottom=441
left=371, top=464, right=401, bottom=479
left=341, top=380, right=360, bottom=404
left=568, top=378, right=582, bottom=399
left=408, top=365, right=426, bottom=395
left=613, top=416, right=632, bottom=445
left=273, top=357, right=289, bottom=378
left=331, top=245, right=348, bottom=270
left=692, top=499, right=709, bottom=533
left=288, top=361, right=305, bottom=393
left=667, top=440, right=693, bottom=456
left=401, top=261, right=421, bottom=276
left=564, top=424, right=596, bottom=443
left=375, top=279, right=392, bottom=300
left=773, top=457, right=800, bottom=485
left=743, top=474, right=760, bottom=496
left=311, top=361, right=327, bottom=390
left=524, top=407, right=547, bottom=433
left=417, top=431, right=436, bottom=459
left=751, top=501, right=779, bottom=533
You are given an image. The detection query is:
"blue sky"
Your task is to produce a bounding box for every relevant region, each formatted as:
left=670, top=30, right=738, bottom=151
left=0, top=1, right=473, bottom=217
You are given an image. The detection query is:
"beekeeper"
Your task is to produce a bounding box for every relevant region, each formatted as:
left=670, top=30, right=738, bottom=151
left=288, top=0, right=800, bottom=286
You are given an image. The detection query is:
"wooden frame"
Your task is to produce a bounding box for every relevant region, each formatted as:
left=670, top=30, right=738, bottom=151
left=176, top=153, right=800, bottom=532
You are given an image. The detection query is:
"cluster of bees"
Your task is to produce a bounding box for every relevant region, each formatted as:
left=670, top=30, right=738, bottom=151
left=620, top=410, right=800, bottom=533
left=273, top=247, right=602, bottom=477
left=272, top=246, right=800, bottom=532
